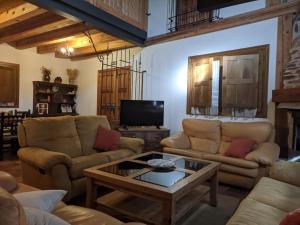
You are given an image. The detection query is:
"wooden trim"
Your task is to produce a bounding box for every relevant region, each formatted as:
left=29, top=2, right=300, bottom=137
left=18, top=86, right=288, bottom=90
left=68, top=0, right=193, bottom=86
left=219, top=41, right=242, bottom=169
left=0, top=3, right=46, bottom=29
left=272, top=88, right=300, bottom=102
left=11, top=23, right=90, bottom=49
left=275, top=14, right=294, bottom=89
left=146, top=1, right=300, bottom=46
left=26, top=0, right=146, bottom=46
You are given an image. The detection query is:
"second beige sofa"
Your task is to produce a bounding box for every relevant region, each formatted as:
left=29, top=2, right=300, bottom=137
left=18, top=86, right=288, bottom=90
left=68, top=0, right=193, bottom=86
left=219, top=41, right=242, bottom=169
left=161, top=119, right=280, bottom=188
left=17, top=115, right=144, bottom=201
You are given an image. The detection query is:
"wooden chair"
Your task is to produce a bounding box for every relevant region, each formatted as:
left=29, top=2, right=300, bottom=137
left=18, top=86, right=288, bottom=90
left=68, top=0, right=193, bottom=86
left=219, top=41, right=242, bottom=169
left=0, top=113, right=25, bottom=160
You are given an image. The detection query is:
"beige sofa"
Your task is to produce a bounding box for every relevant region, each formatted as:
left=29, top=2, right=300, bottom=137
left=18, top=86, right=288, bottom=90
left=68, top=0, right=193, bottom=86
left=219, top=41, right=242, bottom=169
left=161, top=119, right=280, bottom=188
left=17, top=116, right=144, bottom=201
left=0, top=171, right=145, bottom=225
left=227, top=161, right=300, bottom=225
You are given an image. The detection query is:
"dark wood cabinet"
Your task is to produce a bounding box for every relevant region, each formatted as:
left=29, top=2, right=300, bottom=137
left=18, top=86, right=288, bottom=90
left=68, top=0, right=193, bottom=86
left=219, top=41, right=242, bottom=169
left=33, top=81, right=78, bottom=116
left=119, top=127, right=170, bottom=152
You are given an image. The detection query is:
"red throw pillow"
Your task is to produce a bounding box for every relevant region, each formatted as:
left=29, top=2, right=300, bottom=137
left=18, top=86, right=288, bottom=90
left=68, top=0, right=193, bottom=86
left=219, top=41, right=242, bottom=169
left=225, top=139, right=256, bottom=159
left=280, top=209, right=300, bottom=225
left=93, top=126, right=121, bottom=151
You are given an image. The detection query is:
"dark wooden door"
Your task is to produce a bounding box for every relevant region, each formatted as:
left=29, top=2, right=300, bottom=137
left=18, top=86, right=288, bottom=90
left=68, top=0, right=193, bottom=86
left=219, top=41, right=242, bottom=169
left=0, top=62, right=19, bottom=108
left=222, top=54, right=259, bottom=115
left=97, top=67, right=131, bottom=124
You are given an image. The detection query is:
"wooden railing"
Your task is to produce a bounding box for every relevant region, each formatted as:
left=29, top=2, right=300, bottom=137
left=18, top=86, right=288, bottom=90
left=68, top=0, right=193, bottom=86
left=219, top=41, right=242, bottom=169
left=85, top=0, right=148, bottom=31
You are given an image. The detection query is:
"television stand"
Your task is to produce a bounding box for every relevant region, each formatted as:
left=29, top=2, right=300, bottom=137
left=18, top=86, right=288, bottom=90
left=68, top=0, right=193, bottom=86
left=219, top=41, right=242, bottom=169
left=118, top=127, right=170, bottom=152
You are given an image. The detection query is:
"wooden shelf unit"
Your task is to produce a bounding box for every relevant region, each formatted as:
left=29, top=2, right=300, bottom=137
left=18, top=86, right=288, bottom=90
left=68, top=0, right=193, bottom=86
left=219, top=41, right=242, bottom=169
left=119, top=127, right=170, bottom=152
left=32, top=81, right=78, bottom=116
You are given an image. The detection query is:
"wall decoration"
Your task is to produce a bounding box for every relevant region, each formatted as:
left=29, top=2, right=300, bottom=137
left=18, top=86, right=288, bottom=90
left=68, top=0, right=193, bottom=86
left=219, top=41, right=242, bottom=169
left=41, top=67, right=51, bottom=82
left=67, top=69, right=79, bottom=84
left=36, top=103, right=48, bottom=115
left=61, top=104, right=72, bottom=113
left=54, top=76, right=62, bottom=84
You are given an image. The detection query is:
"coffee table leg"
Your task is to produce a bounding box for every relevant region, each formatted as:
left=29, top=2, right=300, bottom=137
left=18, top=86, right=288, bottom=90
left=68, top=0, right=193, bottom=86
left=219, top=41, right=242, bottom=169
left=86, top=177, right=97, bottom=208
left=210, top=171, right=218, bottom=207
left=162, top=199, right=175, bottom=225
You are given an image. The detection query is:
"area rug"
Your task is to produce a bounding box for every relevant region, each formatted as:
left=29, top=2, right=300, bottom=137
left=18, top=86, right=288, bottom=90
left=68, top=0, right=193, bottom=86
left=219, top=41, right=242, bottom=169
left=181, top=194, right=241, bottom=225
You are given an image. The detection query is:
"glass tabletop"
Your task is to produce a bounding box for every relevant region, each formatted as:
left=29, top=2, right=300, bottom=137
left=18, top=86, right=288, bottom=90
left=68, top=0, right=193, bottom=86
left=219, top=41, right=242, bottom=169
left=97, top=152, right=210, bottom=188
left=134, top=170, right=190, bottom=188
left=135, top=152, right=178, bottom=162
left=99, top=161, right=148, bottom=176
left=175, top=158, right=209, bottom=171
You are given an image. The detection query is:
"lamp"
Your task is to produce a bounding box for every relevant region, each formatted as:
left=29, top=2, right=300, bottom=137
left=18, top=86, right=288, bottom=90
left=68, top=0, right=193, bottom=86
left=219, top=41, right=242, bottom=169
left=60, top=46, right=74, bottom=56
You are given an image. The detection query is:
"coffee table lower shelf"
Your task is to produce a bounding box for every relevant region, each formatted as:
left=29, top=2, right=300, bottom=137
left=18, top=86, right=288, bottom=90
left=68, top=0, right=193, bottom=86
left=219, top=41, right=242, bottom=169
left=96, top=185, right=210, bottom=225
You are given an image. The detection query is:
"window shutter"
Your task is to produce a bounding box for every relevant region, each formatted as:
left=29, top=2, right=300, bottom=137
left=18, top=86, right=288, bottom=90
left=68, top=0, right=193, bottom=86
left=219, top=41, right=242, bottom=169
left=222, top=54, right=259, bottom=115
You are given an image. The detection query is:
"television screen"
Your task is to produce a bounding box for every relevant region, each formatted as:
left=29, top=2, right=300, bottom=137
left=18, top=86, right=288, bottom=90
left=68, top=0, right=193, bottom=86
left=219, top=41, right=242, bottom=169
left=197, top=0, right=256, bottom=12
left=120, top=100, right=164, bottom=127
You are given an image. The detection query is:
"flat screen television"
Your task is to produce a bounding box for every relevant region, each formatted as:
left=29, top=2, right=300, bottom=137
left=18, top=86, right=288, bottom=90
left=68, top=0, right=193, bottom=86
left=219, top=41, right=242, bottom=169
left=197, top=0, right=256, bottom=12
left=120, top=100, right=164, bottom=127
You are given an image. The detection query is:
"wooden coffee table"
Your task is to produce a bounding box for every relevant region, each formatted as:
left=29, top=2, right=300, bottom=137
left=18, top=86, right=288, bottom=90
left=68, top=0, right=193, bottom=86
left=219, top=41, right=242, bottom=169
left=84, top=151, right=220, bottom=225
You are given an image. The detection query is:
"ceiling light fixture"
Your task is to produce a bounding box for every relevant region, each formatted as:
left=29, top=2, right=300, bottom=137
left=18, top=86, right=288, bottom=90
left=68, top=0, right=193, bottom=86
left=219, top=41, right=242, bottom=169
left=60, top=46, right=74, bottom=56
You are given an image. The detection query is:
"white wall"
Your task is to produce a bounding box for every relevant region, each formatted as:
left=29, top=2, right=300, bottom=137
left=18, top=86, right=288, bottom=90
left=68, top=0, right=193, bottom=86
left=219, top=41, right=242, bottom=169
left=74, top=48, right=141, bottom=115
left=0, top=44, right=73, bottom=112
left=140, top=18, right=278, bottom=133
left=147, top=0, right=266, bottom=38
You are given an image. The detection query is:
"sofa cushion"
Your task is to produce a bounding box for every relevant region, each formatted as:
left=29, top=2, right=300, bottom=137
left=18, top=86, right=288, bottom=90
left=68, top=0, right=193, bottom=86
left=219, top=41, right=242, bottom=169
left=202, top=154, right=259, bottom=169
left=222, top=122, right=272, bottom=144
left=227, top=198, right=287, bottom=225
left=182, top=119, right=221, bottom=153
left=24, top=207, right=70, bottom=225
left=53, top=205, right=123, bottom=225
left=225, top=139, right=257, bottom=159
left=75, top=116, right=111, bottom=155
left=102, top=149, right=135, bottom=162
left=22, top=116, right=82, bottom=158
left=70, top=153, right=110, bottom=179
left=163, top=147, right=206, bottom=159
left=248, top=177, right=300, bottom=213
left=94, top=126, right=121, bottom=151
left=220, top=164, right=258, bottom=178
left=0, top=187, right=27, bottom=225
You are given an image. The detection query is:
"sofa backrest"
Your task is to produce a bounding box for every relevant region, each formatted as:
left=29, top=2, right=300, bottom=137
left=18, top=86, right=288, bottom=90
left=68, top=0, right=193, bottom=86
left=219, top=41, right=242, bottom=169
left=74, top=115, right=111, bottom=155
left=20, top=116, right=82, bottom=158
left=219, top=122, right=273, bottom=154
left=182, top=119, right=221, bottom=154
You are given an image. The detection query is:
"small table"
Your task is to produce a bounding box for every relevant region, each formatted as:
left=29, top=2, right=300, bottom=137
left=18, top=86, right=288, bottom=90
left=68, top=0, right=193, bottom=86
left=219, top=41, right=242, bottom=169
left=84, top=152, right=220, bottom=225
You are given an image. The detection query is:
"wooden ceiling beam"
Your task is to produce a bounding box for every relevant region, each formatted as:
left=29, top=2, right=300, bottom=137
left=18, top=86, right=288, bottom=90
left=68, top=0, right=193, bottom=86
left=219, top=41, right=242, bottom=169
left=11, top=23, right=91, bottom=49
left=0, top=0, right=24, bottom=14
left=0, top=12, right=73, bottom=43
left=55, top=40, right=133, bottom=60
left=37, top=32, right=118, bottom=54
left=0, top=2, right=46, bottom=29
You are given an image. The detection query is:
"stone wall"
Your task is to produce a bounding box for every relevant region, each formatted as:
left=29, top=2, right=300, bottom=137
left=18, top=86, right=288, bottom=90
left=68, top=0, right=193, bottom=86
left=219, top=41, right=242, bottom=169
left=283, top=37, right=300, bottom=89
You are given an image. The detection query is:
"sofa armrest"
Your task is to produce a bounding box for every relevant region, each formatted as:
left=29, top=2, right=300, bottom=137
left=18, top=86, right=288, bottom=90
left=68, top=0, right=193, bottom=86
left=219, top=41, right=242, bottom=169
left=160, top=132, right=190, bottom=149
left=18, top=147, right=72, bottom=171
left=245, top=142, right=280, bottom=166
left=269, top=161, right=300, bottom=187
left=120, top=137, right=144, bottom=154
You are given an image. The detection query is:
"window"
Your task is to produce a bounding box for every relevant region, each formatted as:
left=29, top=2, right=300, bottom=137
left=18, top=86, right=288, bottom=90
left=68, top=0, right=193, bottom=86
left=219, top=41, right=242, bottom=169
left=187, top=45, right=269, bottom=118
